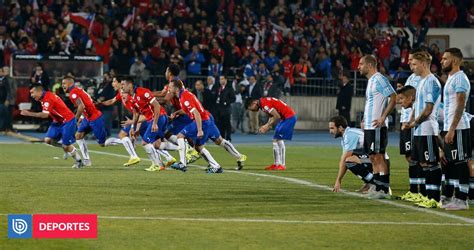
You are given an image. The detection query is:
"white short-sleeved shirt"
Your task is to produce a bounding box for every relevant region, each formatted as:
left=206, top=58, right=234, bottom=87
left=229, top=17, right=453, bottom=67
left=443, top=70, right=471, bottom=131
left=364, top=72, right=396, bottom=129
left=414, top=74, right=442, bottom=136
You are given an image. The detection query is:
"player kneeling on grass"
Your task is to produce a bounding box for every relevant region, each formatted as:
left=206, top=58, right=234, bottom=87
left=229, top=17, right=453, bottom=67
left=246, top=97, right=297, bottom=171
left=329, top=116, right=375, bottom=193
left=21, top=84, right=83, bottom=168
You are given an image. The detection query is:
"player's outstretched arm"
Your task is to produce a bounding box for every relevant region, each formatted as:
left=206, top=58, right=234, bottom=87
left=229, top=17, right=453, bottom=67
left=99, top=97, right=117, bottom=106
left=20, top=110, right=49, bottom=119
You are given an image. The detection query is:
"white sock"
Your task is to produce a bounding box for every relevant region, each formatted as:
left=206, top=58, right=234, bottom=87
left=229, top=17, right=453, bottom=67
left=200, top=148, right=220, bottom=168
left=168, top=135, right=178, bottom=144
left=159, top=141, right=180, bottom=151
left=105, top=137, right=122, bottom=146
left=157, top=149, right=174, bottom=161
left=272, top=142, right=281, bottom=165
left=177, top=138, right=187, bottom=166
left=77, top=139, right=90, bottom=160
left=144, top=144, right=163, bottom=166
left=122, top=137, right=138, bottom=158
left=277, top=140, right=286, bottom=166
left=219, top=139, right=241, bottom=159
left=68, top=146, right=81, bottom=161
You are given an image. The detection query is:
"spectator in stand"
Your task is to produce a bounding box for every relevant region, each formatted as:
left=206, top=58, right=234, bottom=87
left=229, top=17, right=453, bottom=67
left=281, top=54, right=293, bottom=96
left=244, top=56, right=258, bottom=79
left=246, top=76, right=263, bottom=134
left=336, top=73, right=353, bottom=124
left=184, top=45, right=205, bottom=75
left=442, top=0, right=458, bottom=27
left=208, top=56, right=223, bottom=79
left=264, top=49, right=280, bottom=71
left=316, top=50, right=332, bottom=79
left=0, top=68, right=11, bottom=132
left=129, top=58, right=147, bottom=86
left=256, top=62, right=270, bottom=82
left=95, top=73, right=115, bottom=137
left=231, top=74, right=248, bottom=133
left=263, top=74, right=282, bottom=98
left=1, top=66, right=16, bottom=132
left=192, top=80, right=213, bottom=112
left=31, top=64, right=50, bottom=90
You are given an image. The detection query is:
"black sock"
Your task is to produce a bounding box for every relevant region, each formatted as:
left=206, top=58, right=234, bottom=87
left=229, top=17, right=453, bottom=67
left=379, top=173, right=390, bottom=193
left=425, top=165, right=442, bottom=201
left=417, top=163, right=427, bottom=196
left=347, top=162, right=374, bottom=184
left=469, top=177, right=474, bottom=200
left=409, top=162, right=418, bottom=193
left=454, top=161, right=470, bottom=201
left=374, top=173, right=382, bottom=191
left=444, top=162, right=456, bottom=198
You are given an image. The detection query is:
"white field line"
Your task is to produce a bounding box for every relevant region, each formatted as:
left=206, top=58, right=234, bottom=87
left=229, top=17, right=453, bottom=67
left=0, top=213, right=472, bottom=227
left=86, top=150, right=474, bottom=224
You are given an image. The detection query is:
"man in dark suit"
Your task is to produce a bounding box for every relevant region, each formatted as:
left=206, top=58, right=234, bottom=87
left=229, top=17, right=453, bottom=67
left=336, top=73, right=353, bottom=124
left=246, top=76, right=263, bottom=134
left=216, top=75, right=236, bottom=141
left=206, top=76, right=219, bottom=118
left=192, top=80, right=213, bottom=111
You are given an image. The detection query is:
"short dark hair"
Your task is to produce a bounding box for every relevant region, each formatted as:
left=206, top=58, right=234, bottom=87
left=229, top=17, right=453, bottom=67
left=63, top=76, right=74, bottom=82
left=397, top=85, right=416, bottom=95
left=123, top=76, right=134, bottom=84
left=245, top=98, right=258, bottom=110
left=362, top=55, right=377, bottom=67
left=168, top=64, right=180, bottom=76
left=171, top=79, right=184, bottom=90
left=444, top=47, right=463, bottom=60
left=29, top=83, right=44, bottom=90
left=329, top=116, right=348, bottom=129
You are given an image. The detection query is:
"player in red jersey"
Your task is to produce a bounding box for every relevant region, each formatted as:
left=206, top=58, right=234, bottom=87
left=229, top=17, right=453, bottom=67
left=167, top=79, right=224, bottom=173
left=98, top=77, right=143, bottom=167
left=246, top=97, right=297, bottom=170
left=21, top=84, right=83, bottom=168
left=121, top=78, right=180, bottom=171
left=62, top=76, right=106, bottom=167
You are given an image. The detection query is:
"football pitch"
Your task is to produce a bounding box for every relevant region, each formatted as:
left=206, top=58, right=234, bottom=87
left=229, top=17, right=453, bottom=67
left=1, top=143, right=474, bottom=248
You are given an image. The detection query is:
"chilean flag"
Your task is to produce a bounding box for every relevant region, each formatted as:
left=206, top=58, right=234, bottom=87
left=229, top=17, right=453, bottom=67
left=67, top=12, right=95, bottom=29
left=122, top=8, right=136, bottom=29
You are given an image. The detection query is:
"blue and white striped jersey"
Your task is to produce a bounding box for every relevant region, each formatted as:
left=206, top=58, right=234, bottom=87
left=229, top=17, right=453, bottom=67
left=341, top=127, right=364, bottom=152
left=363, top=72, right=396, bottom=129
left=414, top=74, right=442, bottom=136
left=443, top=70, right=471, bottom=131
left=400, top=73, right=421, bottom=123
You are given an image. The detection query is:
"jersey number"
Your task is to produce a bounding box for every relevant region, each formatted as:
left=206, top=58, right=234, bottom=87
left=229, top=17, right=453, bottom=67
left=405, top=141, right=411, bottom=151
left=451, top=150, right=458, bottom=160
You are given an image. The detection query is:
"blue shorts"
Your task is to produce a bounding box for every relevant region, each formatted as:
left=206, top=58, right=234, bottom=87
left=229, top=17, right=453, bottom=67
left=207, top=114, right=221, bottom=141
left=167, top=114, right=193, bottom=135
left=77, top=115, right=107, bottom=144
left=121, top=122, right=147, bottom=138
left=143, top=115, right=168, bottom=144
left=273, top=115, right=297, bottom=140
left=179, top=119, right=210, bottom=146
left=46, top=118, right=77, bottom=146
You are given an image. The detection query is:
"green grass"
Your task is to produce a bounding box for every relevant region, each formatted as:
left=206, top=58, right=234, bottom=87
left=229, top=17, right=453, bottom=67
left=1, top=143, right=474, bottom=249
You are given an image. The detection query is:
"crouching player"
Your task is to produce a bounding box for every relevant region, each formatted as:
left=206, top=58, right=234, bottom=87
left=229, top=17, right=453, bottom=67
left=246, top=97, right=297, bottom=171
left=329, top=116, right=375, bottom=193
left=21, top=84, right=83, bottom=168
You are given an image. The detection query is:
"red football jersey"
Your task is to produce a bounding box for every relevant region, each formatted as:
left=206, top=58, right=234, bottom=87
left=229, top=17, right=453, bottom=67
left=69, top=87, right=102, bottom=121
left=115, top=91, right=133, bottom=113
left=259, top=97, right=295, bottom=120
left=131, top=87, right=167, bottom=121
left=179, top=89, right=209, bottom=120
left=41, top=91, right=75, bottom=123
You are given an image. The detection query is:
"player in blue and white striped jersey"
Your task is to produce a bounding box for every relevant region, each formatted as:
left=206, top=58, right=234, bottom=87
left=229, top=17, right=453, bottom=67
left=439, top=48, right=472, bottom=210
left=409, top=51, right=443, bottom=208
left=359, top=55, right=396, bottom=199
left=329, top=116, right=374, bottom=193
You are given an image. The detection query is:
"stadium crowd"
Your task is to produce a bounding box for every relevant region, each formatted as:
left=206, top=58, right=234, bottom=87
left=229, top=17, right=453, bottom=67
left=1, top=0, right=474, bottom=83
